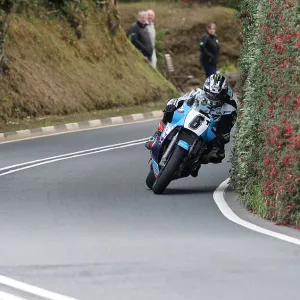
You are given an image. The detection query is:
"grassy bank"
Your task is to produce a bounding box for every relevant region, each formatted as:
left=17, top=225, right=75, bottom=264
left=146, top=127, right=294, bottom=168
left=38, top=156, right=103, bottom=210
left=0, top=0, right=178, bottom=132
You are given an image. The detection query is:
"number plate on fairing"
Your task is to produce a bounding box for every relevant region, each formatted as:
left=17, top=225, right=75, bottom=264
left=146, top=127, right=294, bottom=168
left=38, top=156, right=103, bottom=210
left=184, top=110, right=210, bottom=136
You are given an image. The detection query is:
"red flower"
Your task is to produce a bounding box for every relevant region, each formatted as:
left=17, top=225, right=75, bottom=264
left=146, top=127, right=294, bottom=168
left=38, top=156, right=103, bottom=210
left=285, top=0, right=291, bottom=8
left=286, top=126, right=293, bottom=135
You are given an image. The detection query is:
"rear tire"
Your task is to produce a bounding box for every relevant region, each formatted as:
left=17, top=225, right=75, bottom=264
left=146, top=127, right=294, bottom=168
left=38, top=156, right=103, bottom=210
left=152, top=145, right=187, bottom=195
left=146, top=167, right=155, bottom=189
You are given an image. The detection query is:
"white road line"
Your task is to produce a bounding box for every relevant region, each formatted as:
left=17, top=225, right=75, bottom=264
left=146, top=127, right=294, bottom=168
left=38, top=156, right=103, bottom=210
left=0, top=138, right=150, bottom=300
left=0, top=140, right=147, bottom=177
left=0, top=137, right=299, bottom=300
left=0, top=291, right=26, bottom=300
left=0, top=276, right=79, bottom=300
left=213, top=178, right=300, bottom=246
left=0, top=138, right=148, bottom=172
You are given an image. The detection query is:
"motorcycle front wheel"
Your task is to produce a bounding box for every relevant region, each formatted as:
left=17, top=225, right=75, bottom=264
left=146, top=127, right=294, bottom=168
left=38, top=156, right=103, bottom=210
left=146, top=167, right=156, bottom=189
left=152, top=145, right=187, bottom=195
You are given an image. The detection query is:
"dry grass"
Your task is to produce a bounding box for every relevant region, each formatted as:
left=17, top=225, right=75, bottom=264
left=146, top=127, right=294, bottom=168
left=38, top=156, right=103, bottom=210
left=119, top=2, right=241, bottom=87
left=0, top=1, right=177, bottom=126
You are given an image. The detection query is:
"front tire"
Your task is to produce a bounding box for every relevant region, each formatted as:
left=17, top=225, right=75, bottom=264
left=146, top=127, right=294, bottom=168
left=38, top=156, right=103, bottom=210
left=152, top=145, right=187, bottom=195
left=146, top=167, right=155, bottom=189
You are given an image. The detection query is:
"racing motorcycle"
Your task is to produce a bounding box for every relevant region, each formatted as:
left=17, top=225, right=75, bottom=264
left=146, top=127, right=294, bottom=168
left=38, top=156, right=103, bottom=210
left=145, top=98, right=221, bottom=195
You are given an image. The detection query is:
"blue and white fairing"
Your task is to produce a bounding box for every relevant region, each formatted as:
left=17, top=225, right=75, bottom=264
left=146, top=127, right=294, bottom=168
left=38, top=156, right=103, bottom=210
left=150, top=102, right=217, bottom=177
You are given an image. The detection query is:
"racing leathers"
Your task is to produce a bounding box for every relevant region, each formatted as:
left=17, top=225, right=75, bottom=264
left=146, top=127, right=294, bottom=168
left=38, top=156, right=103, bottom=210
left=145, top=88, right=237, bottom=164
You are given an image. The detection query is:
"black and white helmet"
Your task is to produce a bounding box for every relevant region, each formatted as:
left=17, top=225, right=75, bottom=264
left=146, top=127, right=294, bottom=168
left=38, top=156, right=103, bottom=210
left=203, top=74, right=229, bottom=104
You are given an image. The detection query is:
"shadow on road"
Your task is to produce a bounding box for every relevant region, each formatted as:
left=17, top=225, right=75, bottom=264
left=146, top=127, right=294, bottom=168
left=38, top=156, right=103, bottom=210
left=147, top=185, right=217, bottom=196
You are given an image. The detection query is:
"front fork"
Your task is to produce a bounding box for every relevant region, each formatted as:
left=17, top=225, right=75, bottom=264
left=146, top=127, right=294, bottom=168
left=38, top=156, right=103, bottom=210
left=159, top=132, right=179, bottom=168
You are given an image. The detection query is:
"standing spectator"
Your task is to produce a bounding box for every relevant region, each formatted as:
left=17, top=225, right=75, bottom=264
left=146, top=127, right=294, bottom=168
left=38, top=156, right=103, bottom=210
left=128, top=11, right=153, bottom=62
left=199, top=23, right=220, bottom=77
left=146, top=9, right=157, bottom=69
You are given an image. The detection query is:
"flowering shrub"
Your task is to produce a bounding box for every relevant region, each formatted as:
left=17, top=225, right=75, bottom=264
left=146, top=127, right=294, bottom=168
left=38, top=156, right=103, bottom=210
left=231, top=0, right=300, bottom=225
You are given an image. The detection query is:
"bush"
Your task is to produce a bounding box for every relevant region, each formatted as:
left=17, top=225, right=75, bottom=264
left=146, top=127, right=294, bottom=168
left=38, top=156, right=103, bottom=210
left=155, top=28, right=168, bottom=73
left=231, top=0, right=300, bottom=226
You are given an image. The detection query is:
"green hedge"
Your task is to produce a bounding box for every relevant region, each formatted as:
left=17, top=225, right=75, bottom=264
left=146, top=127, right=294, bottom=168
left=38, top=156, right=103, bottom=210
left=231, top=0, right=300, bottom=225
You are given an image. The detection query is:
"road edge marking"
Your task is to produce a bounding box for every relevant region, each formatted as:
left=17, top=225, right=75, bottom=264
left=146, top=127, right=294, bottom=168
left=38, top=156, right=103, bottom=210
left=213, top=178, right=300, bottom=246
left=0, top=112, right=161, bottom=144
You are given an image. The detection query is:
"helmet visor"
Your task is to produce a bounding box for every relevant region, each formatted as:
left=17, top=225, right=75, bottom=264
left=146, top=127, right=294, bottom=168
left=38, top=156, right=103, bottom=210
left=204, top=91, right=225, bottom=106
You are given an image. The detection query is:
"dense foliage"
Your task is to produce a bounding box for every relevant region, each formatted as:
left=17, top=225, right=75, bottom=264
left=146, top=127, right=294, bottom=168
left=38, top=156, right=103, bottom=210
left=231, top=0, right=300, bottom=225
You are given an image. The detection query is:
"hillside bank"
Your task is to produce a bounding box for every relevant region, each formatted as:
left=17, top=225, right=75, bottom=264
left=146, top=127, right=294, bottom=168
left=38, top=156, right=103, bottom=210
left=0, top=0, right=177, bottom=132
left=119, top=2, right=241, bottom=88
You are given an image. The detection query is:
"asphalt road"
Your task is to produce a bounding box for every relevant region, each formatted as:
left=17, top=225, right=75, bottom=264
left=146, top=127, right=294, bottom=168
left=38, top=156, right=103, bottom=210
left=0, top=120, right=300, bottom=300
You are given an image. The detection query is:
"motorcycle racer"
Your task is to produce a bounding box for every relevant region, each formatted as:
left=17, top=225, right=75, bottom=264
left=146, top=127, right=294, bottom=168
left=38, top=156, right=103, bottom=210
left=145, top=74, right=237, bottom=169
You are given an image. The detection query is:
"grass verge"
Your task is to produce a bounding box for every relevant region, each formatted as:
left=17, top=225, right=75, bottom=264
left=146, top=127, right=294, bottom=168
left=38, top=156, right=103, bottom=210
left=1, top=100, right=165, bottom=132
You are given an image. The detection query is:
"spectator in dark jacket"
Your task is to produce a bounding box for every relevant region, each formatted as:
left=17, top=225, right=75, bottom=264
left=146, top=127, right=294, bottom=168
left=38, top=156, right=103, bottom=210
left=128, top=11, right=153, bottom=61
left=199, top=23, right=220, bottom=77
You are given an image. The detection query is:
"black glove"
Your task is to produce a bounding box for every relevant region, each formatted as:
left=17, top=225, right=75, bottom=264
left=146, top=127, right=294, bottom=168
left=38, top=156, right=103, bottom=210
left=162, top=104, right=177, bottom=124
left=164, top=104, right=177, bottom=113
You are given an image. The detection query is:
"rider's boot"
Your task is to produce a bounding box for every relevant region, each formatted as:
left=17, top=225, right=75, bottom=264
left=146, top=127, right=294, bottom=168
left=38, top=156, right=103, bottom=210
left=145, top=120, right=166, bottom=150
left=190, top=163, right=201, bottom=177
left=209, top=143, right=225, bottom=164
left=207, top=135, right=226, bottom=164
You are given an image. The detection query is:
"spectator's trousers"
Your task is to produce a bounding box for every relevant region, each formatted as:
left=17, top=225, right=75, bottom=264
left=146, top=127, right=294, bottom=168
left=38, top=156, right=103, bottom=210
left=202, top=62, right=217, bottom=78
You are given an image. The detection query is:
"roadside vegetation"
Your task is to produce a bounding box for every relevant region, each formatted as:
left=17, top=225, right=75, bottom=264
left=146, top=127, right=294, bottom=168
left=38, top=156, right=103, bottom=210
left=230, top=0, right=300, bottom=226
